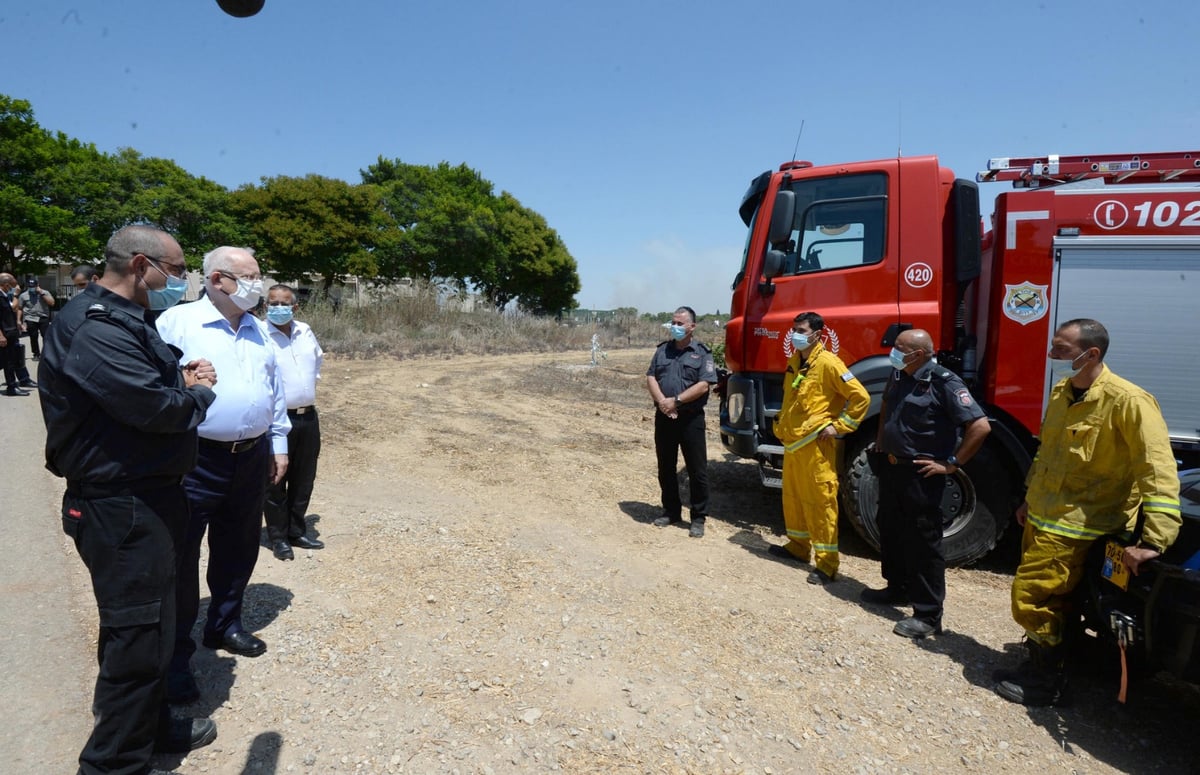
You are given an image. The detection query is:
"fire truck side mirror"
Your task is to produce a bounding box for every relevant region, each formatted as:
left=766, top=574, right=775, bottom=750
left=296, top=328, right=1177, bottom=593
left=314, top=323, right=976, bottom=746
left=768, top=190, right=795, bottom=246
left=764, top=249, right=785, bottom=279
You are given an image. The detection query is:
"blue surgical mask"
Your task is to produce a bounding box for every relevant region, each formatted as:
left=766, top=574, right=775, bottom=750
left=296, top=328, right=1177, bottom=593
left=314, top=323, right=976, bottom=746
left=267, top=305, right=294, bottom=326
left=147, top=274, right=188, bottom=310
left=792, top=331, right=813, bottom=349
left=668, top=324, right=687, bottom=341
left=1048, top=351, right=1087, bottom=380
left=889, top=347, right=909, bottom=370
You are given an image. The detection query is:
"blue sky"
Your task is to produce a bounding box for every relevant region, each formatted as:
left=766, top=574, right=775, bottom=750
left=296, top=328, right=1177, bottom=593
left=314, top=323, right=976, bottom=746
left=3, top=1, right=1198, bottom=315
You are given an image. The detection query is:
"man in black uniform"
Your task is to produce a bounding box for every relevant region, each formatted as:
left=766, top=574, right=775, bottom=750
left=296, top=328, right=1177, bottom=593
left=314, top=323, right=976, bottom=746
left=0, top=272, right=30, bottom=395
left=864, top=328, right=991, bottom=639
left=38, top=225, right=220, bottom=775
left=645, top=306, right=719, bottom=538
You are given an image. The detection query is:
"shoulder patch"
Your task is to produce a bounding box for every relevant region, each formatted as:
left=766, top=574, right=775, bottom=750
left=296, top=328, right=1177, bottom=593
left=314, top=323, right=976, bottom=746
left=840, top=371, right=856, bottom=382
left=955, top=388, right=974, bottom=406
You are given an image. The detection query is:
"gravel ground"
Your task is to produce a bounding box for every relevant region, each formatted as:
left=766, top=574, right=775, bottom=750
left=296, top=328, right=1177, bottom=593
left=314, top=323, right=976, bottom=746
left=4, top=348, right=1198, bottom=774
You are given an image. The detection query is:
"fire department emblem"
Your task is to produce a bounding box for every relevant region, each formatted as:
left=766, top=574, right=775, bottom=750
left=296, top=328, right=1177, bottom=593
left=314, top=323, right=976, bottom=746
left=1002, top=282, right=1049, bottom=326
left=782, top=326, right=840, bottom=358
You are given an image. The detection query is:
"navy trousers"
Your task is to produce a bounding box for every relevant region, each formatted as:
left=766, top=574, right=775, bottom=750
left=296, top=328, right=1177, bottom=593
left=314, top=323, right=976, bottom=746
left=877, top=463, right=948, bottom=624
left=171, top=437, right=269, bottom=673
left=653, top=410, right=710, bottom=520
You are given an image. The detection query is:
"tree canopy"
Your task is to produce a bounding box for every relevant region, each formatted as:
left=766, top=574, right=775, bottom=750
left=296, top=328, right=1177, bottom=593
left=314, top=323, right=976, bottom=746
left=0, top=94, right=580, bottom=313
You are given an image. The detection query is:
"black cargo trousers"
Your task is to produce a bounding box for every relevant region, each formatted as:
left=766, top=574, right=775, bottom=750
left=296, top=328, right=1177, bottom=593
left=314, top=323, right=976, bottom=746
left=63, top=480, right=187, bottom=775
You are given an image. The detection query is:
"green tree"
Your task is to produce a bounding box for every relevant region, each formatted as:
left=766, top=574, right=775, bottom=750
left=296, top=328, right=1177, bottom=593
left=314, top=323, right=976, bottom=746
left=361, top=157, right=498, bottom=287
left=484, top=192, right=580, bottom=314
left=231, top=174, right=383, bottom=290
left=0, top=95, right=93, bottom=268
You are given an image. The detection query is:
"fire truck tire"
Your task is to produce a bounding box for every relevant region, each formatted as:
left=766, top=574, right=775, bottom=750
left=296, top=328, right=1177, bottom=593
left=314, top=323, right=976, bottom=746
left=842, top=434, right=1012, bottom=567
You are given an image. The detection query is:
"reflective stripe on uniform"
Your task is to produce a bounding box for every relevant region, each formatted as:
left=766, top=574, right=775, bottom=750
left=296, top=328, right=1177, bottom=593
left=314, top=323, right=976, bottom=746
left=784, top=424, right=829, bottom=453
left=1027, top=513, right=1109, bottom=541
left=786, top=529, right=811, bottom=540
left=838, top=411, right=860, bottom=431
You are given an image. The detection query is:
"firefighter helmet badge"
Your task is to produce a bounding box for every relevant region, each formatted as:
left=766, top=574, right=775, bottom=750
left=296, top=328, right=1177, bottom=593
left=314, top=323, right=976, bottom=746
left=1002, top=282, right=1049, bottom=326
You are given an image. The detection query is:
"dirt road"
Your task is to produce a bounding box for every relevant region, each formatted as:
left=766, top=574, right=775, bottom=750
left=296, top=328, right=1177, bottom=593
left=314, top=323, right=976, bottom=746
left=3, top=348, right=1197, bottom=774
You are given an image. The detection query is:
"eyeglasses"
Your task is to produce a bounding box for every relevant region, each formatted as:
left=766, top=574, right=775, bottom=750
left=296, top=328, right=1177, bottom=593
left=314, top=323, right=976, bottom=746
left=217, top=270, right=262, bottom=283
left=141, top=254, right=189, bottom=279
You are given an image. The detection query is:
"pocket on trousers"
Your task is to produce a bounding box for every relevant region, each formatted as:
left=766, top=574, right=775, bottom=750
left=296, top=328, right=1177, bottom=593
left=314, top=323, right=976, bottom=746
left=99, top=599, right=162, bottom=629
left=61, top=496, right=84, bottom=540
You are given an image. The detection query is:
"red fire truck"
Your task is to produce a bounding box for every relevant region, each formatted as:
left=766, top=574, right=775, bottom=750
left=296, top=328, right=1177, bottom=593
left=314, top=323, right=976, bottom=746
left=719, top=151, right=1200, bottom=566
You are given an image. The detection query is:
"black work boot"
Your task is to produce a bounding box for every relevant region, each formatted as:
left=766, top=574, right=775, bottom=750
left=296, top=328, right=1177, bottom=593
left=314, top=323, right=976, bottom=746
left=994, top=641, right=1069, bottom=706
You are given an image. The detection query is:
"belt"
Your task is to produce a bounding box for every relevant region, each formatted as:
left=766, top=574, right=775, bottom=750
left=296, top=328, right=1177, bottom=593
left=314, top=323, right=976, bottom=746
left=67, top=476, right=183, bottom=498
left=887, top=454, right=921, bottom=465
left=288, top=405, right=316, bottom=416
left=200, top=435, right=265, bottom=454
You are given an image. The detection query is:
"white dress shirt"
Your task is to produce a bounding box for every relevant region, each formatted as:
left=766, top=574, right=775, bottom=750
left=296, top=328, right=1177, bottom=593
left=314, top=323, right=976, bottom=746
left=261, top=318, right=323, bottom=410
left=156, top=296, right=290, bottom=452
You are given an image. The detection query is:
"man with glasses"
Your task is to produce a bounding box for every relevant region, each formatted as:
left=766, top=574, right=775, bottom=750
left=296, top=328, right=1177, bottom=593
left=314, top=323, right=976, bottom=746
left=156, top=246, right=290, bottom=705
left=37, top=225, right=220, bottom=774
left=993, top=318, right=1181, bottom=706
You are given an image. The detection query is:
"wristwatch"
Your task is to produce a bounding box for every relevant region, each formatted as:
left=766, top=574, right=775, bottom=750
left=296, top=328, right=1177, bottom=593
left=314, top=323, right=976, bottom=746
left=945, top=454, right=959, bottom=472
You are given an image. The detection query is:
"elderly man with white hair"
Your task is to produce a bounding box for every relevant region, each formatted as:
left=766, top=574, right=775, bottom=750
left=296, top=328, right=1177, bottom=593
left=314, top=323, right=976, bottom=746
left=155, top=246, right=291, bottom=704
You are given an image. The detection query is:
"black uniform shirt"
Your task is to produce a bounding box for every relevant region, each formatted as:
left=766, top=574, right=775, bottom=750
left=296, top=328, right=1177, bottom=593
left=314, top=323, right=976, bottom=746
left=38, top=283, right=216, bottom=484
left=646, top=339, right=718, bottom=412
left=0, top=290, right=17, bottom=336
left=880, top=359, right=984, bottom=458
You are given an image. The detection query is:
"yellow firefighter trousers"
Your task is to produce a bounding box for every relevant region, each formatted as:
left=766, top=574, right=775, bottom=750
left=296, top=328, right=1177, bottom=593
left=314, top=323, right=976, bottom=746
left=1011, top=520, right=1093, bottom=647
left=782, top=436, right=840, bottom=577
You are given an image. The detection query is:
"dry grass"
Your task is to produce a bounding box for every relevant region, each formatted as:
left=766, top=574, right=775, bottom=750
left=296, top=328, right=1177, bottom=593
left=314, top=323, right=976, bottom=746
left=301, top=284, right=677, bottom=359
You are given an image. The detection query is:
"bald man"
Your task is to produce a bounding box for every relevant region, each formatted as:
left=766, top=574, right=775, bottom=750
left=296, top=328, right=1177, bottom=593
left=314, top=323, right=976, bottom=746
left=865, top=329, right=990, bottom=639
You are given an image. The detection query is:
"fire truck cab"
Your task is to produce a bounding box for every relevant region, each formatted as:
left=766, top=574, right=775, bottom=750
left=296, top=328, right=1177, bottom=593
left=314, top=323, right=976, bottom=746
left=720, top=151, right=1200, bottom=565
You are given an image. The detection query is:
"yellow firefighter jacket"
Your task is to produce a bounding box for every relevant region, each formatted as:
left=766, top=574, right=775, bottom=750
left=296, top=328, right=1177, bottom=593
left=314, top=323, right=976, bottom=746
left=775, top=342, right=870, bottom=451
left=1025, top=364, right=1181, bottom=548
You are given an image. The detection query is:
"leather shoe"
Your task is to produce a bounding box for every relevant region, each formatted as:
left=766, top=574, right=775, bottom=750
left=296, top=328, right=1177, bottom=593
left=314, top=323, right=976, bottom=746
left=652, top=515, right=681, bottom=528
left=893, top=616, right=942, bottom=639
left=3, top=387, right=30, bottom=396
left=289, top=535, right=324, bottom=550
left=860, top=586, right=908, bottom=605
left=166, top=670, right=200, bottom=705
left=203, top=629, right=266, bottom=657
left=18, top=379, right=37, bottom=388
left=155, top=716, right=217, bottom=753
left=688, top=519, right=705, bottom=538
left=272, top=538, right=294, bottom=561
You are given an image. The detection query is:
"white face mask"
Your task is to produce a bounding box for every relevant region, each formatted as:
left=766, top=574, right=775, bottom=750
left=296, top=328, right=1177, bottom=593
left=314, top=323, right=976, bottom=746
left=224, top=276, right=263, bottom=311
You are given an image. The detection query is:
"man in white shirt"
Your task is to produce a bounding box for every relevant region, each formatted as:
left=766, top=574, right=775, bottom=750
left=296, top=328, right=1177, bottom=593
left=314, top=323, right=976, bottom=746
left=261, top=284, right=325, bottom=561
left=155, top=246, right=290, bottom=704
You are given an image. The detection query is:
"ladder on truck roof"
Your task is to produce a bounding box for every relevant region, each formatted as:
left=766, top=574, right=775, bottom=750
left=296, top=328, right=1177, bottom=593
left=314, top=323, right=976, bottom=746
left=976, top=151, right=1200, bottom=188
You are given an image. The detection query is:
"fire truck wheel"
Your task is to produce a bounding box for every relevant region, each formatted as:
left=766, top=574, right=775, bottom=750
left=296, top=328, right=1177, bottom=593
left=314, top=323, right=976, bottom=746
left=843, top=434, right=1012, bottom=567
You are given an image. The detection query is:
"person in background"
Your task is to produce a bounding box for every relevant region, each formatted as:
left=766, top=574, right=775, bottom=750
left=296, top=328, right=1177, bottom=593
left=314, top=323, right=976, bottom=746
left=993, top=318, right=1181, bottom=706
left=0, top=273, right=30, bottom=395
left=768, top=311, right=869, bottom=585
left=645, top=306, right=718, bottom=538
left=865, top=328, right=990, bottom=639
left=156, top=246, right=290, bottom=705
left=72, top=264, right=100, bottom=291
left=261, top=284, right=325, bottom=561
left=17, top=277, right=55, bottom=359
left=37, top=225, right=219, bottom=774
